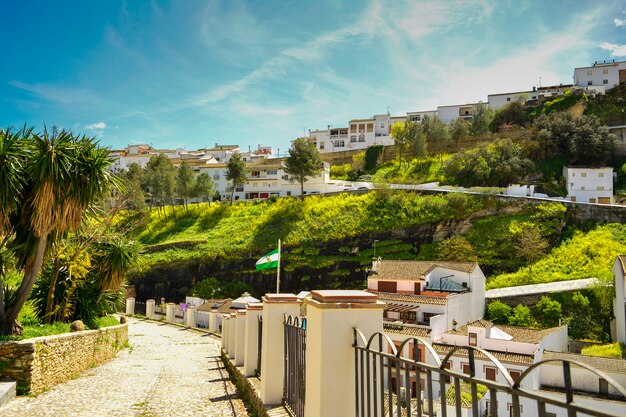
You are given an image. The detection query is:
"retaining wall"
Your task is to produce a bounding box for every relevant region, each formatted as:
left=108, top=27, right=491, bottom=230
left=0, top=323, right=128, bottom=394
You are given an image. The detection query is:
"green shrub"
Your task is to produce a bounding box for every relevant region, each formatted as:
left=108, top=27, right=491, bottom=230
left=581, top=343, right=626, bottom=359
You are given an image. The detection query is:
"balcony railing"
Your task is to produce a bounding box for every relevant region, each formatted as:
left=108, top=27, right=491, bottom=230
left=353, top=329, right=626, bottom=417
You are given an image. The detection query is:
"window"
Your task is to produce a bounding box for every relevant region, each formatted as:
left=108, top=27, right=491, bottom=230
left=604, top=79, right=609, bottom=85
left=444, top=361, right=451, bottom=383
left=485, top=366, right=497, bottom=381
left=251, top=171, right=260, bottom=177
left=581, top=186, right=585, bottom=190
left=267, top=170, right=277, bottom=175
left=598, top=186, right=605, bottom=190
left=359, top=124, right=365, bottom=133
left=350, top=135, right=357, bottom=142
left=587, top=70, right=593, bottom=76
left=400, top=311, right=417, bottom=322
left=335, top=140, right=345, bottom=147
left=468, top=332, right=477, bottom=346
left=588, top=80, right=593, bottom=86
left=320, top=141, right=325, bottom=150
left=358, top=135, right=366, bottom=142
left=462, top=363, right=471, bottom=375
left=281, top=174, right=289, bottom=180
left=350, top=124, right=357, bottom=133
left=235, top=186, right=244, bottom=192
left=380, top=123, right=385, bottom=128
left=603, top=68, right=609, bottom=74
left=507, top=97, right=511, bottom=102
left=599, top=172, right=605, bottom=177
left=581, top=172, right=587, bottom=177
left=367, top=123, right=374, bottom=133
left=422, top=312, right=436, bottom=325
left=509, top=370, right=521, bottom=383
left=213, top=175, right=220, bottom=180
left=532, top=96, right=537, bottom=99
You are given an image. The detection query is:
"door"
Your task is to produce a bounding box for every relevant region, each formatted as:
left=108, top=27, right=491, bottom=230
left=378, top=281, right=397, bottom=293
left=414, top=282, right=421, bottom=295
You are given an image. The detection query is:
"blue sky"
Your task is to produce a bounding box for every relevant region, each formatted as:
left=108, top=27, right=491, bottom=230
left=1, top=0, right=626, bottom=154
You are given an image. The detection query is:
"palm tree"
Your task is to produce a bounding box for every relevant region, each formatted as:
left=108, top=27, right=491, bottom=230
left=0, top=128, right=119, bottom=335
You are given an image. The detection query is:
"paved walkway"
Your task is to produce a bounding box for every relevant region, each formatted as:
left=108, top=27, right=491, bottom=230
left=0, top=318, right=248, bottom=417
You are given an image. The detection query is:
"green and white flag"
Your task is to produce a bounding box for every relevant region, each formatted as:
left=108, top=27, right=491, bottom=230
left=256, top=248, right=279, bottom=270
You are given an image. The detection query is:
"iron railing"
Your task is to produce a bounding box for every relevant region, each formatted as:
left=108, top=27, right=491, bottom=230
left=134, top=301, right=146, bottom=316
left=256, top=315, right=263, bottom=377
left=284, top=315, right=307, bottom=417
left=353, top=329, right=626, bottom=417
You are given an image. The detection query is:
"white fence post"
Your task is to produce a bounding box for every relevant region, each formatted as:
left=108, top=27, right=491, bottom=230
left=125, top=297, right=135, bottom=315
left=146, top=299, right=155, bottom=319
left=260, top=294, right=300, bottom=405
left=234, top=311, right=246, bottom=366
left=244, top=303, right=263, bottom=377
left=166, top=302, right=175, bottom=322
left=228, top=313, right=237, bottom=359
left=304, top=290, right=384, bottom=417
left=221, top=316, right=230, bottom=353
left=209, top=310, right=219, bottom=333
left=186, top=306, right=197, bottom=328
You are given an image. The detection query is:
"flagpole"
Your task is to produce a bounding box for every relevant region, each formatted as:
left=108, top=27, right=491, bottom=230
left=276, top=239, right=281, bottom=293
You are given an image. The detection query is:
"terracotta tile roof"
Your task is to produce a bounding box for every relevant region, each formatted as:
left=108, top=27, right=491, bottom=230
left=372, top=291, right=448, bottom=306
left=448, top=319, right=565, bottom=344
left=384, top=322, right=431, bottom=338
left=542, top=351, right=626, bottom=374
left=370, top=260, right=477, bottom=281
left=433, top=343, right=535, bottom=365
left=196, top=299, right=231, bottom=312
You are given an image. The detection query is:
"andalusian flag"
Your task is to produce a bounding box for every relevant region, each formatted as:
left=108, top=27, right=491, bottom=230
left=256, top=248, right=279, bottom=270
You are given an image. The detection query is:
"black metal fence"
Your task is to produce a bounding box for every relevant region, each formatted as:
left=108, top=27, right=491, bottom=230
left=353, top=329, right=626, bottom=417
left=256, top=315, right=263, bottom=377
left=134, top=301, right=146, bottom=316
left=284, top=315, right=307, bottom=417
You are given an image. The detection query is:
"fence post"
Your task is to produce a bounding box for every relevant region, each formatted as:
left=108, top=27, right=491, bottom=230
left=228, top=313, right=237, bottom=359
left=146, top=299, right=155, bottom=319
left=221, top=316, right=230, bottom=353
left=244, top=303, right=263, bottom=377
left=125, top=298, right=135, bottom=315
left=234, top=311, right=246, bottom=366
left=186, top=306, right=197, bottom=328
left=260, top=294, right=300, bottom=405
left=166, top=302, right=176, bottom=322
left=304, top=290, right=384, bottom=417
left=209, top=310, right=219, bottom=333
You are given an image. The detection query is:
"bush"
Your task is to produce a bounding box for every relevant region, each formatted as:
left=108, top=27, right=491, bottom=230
left=509, top=304, right=534, bottom=327
left=487, top=301, right=511, bottom=324
left=581, top=343, right=626, bottom=359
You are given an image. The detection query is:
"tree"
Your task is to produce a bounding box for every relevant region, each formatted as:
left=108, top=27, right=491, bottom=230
left=487, top=300, right=511, bottom=324
left=175, top=161, right=196, bottom=211
left=536, top=296, right=562, bottom=327
left=0, top=127, right=118, bottom=335
left=145, top=154, right=176, bottom=213
left=470, top=102, right=494, bottom=136
left=516, top=226, right=549, bottom=265
left=422, top=115, right=450, bottom=163
left=283, top=137, right=323, bottom=200
left=391, top=122, right=410, bottom=166
left=195, top=172, right=216, bottom=205
left=509, top=304, right=534, bottom=327
left=121, top=163, right=146, bottom=211
left=437, top=236, right=477, bottom=262
left=448, top=118, right=470, bottom=143
left=226, top=153, right=247, bottom=205
left=490, top=99, right=529, bottom=131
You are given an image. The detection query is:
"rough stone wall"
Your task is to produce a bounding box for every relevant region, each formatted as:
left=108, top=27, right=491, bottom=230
left=0, top=324, right=128, bottom=394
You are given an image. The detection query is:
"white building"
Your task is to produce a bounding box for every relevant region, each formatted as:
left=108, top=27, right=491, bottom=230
left=563, top=166, right=614, bottom=204
left=406, top=110, right=437, bottom=122
left=613, top=255, right=626, bottom=344
left=310, top=114, right=397, bottom=154
left=573, top=60, right=626, bottom=91
left=488, top=90, right=536, bottom=109
left=437, top=103, right=480, bottom=123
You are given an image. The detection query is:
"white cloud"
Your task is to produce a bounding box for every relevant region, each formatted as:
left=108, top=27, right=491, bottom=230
left=86, top=122, right=107, bottom=130
left=599, top=41, right=626, bottom=56
left=615, top=18, right=624, bottom=27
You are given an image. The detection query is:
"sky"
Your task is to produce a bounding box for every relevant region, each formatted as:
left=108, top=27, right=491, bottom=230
left=1, top=0, right=626, bottom=154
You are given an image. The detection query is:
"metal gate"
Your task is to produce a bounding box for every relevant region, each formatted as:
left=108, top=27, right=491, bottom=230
left=283, top=315, right=306, bottom=417
left=256, top=315, right=263, bottom=377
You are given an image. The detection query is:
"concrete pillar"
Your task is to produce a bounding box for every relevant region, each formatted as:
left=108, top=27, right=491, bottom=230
left=304, top=290, right=384, bottom=417
left=186, top=306, right=197, bottom=328
left=234, top=311, right=246, bottom=366
left=166, top=303, right=176, bottom=322
left=146, top=299, right=156, bottom=319
left=221, top=316, right=230, bottom=352
left=260, top=294, right=300, bottom=405
left=125, top=298, right=135, bottom=315
left=228, top=313, right=237, bottom=359
left=243, top=303, right=263, bottom=377
left=208, top=310, right=218, bottom=333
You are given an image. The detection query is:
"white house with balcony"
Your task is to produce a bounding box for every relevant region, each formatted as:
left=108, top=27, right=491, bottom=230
left=563, top=166, right=614, bottom=204
left=437, top=103, right=480, bottom=123
left=487, top=90, right=537, bottom=109
left=573, top=60, right=626, bottom=92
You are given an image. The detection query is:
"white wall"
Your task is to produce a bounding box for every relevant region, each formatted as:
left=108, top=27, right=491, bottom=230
left=573, top=61, right=626, bottom=90
left=488, top=91, right=535, bottom=109
left=563, top=167, right=614, bottom=204
left=613, top=258, right=626, bottom=343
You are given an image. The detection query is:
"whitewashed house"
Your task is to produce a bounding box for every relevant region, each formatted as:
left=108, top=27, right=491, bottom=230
left=563, top=166, right=614, bottom=204
left=407, top=110, right=437, bottom=122
left=487, top=90, right=536, bottom=109
left=437, top=103, right=480, bottom=123
left=573, top=60, right=626, bottom=92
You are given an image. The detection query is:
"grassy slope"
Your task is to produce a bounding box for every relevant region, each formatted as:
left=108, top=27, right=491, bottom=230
left=135, top=192, right=486, bottom=269
left=487, top=224, right=626, bottom=289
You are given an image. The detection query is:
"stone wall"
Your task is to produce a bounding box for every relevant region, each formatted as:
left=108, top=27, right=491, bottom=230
left=0, top=323, right=128, bottom=394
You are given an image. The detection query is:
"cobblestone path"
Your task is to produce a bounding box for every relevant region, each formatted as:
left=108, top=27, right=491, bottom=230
left=0, top=318, right=248, bottom=417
